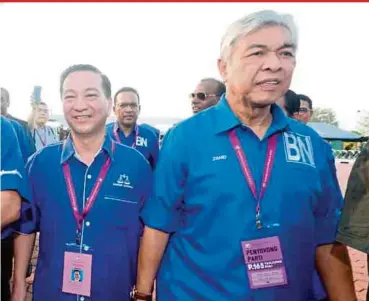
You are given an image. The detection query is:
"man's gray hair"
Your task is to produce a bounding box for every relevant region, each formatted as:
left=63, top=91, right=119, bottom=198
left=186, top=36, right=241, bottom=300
left=220, top=10, right=298, bottom=59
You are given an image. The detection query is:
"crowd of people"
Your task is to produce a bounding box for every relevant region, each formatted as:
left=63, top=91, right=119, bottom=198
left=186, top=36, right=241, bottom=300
left=1, top=9, right=368, bottom=301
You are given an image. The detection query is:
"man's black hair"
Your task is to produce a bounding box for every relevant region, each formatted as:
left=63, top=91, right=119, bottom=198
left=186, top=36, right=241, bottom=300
left=284, top=89, right=300, bottom=117
left=200, top=78, right=226, bottom=97
left=113, top=87, right=140, bottom=106
left=297, top=94, right=313, bottom=110
left=60, top=64, right=111, bottom=99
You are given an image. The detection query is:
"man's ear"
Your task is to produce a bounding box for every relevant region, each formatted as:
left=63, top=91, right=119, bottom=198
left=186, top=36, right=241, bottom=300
left=217, top=58, right=228, bottom=83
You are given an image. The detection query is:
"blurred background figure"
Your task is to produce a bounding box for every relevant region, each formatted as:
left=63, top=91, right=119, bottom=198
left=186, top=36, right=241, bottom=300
left=276, top=89, right=301, bottom=118
left=28, top=101, right=59, bottom=151
left=189, top=78, right=225, bottom=114
left=297, top=94, right=313, bottom=124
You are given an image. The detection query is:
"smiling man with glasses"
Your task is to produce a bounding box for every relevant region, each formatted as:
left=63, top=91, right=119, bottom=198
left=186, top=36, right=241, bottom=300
left=106, top=87, right=159, bottom=169
left=190, top=78, right=226, bottom=114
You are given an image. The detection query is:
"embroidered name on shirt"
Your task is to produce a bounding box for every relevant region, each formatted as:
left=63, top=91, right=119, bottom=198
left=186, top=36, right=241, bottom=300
left=212, top=155, right=227, bottom=161
left=283, top=132, right=315, bottom=167
left=136, top=136, right=147, bottom=147
left=113, top=174, right=133, bottom=189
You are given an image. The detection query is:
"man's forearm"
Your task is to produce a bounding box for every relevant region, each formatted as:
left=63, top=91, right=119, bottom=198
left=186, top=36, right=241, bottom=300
left=136, top=226, right=170, bottom=295
left=13, top=233, right=36, bottom=284
left=1, top=191, right=21, bottom=229
left=316, top=242, right=357, bottom=301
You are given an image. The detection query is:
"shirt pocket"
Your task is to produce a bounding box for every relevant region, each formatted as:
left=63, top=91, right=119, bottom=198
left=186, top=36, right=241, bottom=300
left=102, top=194, right=140, bottom=229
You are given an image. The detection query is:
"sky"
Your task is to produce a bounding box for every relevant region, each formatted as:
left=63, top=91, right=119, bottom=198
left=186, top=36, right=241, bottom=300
left=1, top=2, right=368, bottom=130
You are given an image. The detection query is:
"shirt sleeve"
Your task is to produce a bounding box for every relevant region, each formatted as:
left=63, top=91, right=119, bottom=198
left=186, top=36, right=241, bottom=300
left=314, top=141, right=344, bottom=246
left=150, top=133, right=160, bottom=169
left=336, top=143, right=369, bottom=252
left=1, top=117, right=28, bottom=198
left=140, top=126, right=188, bottom=233
left=16, top=154, right=41, bottom=234
left=1, top=117, right=35, bottom=237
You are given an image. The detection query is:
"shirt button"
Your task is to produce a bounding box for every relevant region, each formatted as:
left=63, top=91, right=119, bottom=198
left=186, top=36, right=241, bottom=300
left=87, top=174, right=92, bottom=179
left=85, top=221, right=90, bottom=227
left=84, top=246, right=89, bottom=251
left=80, top=297, right=85, bottom=301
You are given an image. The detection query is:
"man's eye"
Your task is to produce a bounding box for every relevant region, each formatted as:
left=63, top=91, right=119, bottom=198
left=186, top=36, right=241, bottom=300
left=252, top=51, right=264, bottom=56
left=281, top=51, right=294, bottom=57
left=86, top=94, right=98, bottom=98
left=64, top=95, right=74, bottom=100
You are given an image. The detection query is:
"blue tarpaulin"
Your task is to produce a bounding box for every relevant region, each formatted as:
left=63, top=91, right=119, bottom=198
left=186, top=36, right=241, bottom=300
left=307, top=122, right=364, bottom=141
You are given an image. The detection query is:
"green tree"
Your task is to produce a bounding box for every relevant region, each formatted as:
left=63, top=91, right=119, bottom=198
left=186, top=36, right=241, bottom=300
left=310, top=107, right=339, bottom=126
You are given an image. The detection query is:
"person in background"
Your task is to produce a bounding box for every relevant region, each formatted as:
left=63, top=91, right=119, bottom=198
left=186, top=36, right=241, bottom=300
left=190, top=77, right=226, bottom=114
left=106, top=87, right=159, bottom=169
left=337, top=141, right=369, bottom=301
left=133, top=10, right=356, bottom=301
left=1, top=87, right=36, bottom=160
left=297, top=93, right=313, bottom=124
left=28, top=101, right=59, bottom=151
left=1, top=89, right=36, bottom=301
left=11, top=64, right=152, bottom=301
left=1, top=116, right=33, bottom=301
left=276, top=89, right=300, bottom=118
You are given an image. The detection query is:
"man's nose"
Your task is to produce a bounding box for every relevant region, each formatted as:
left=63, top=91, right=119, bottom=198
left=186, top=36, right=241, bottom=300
left=262, top=52, right=282, bottom=72
left=73, top=96, right=89, bottom=111
left=191, top=96, right=201, bottom=104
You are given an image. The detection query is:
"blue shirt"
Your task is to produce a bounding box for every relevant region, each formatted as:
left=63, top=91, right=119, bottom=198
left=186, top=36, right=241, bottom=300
left=140, top=123, right=161, bottom=138
left=1, top=116, right=33, bottom=239
left=27, top=135, right=152, bottom=301
left=10, top=119, right=36, bottom=162
left=141, top=97, right=343, bottom=301
left=106, top=123, right=159, bottom=169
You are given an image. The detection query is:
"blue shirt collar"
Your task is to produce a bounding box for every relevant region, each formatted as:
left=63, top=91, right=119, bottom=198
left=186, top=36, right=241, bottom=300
left=213, top=95, right=290, bottom=138
left=115, top=122, right=138, bottom=135
left=60, top=134, right=115, bottom=165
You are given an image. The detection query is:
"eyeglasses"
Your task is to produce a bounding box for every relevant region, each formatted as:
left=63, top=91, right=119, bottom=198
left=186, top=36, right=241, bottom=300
left=117, top=103, right=139, bottom=110
left=189, top=92, right=220, bottom=101
left=299, top=108, right=312, bottom=113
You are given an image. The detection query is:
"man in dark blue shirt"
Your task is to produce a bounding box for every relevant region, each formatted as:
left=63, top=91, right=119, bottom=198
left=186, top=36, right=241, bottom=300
left=1, top=87, right=36, bottom=161
left=106, top=87, right=159, bottom=169
left=1, top=116, right=33, bottom=301
left=12, top=64, right=152, bottom=301
left=134, top=10, right=356, bottom=301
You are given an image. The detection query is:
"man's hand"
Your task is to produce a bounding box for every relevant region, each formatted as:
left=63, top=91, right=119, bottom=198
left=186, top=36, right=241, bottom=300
left=25, top=272, right=34, bottom=285
left=11, top=280, right=27, bottom=301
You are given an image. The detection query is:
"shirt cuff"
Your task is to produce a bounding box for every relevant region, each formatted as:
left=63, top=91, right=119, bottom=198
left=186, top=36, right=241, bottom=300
left=315, top=215, right=340, bottom=246
left=140, top=197, right=181, bottom=233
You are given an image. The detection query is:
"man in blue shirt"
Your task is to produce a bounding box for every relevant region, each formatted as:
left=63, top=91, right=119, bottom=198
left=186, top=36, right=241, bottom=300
left=133, top=10, right=356, bottom=301
left=1, top=116, right=33, bottom=301
left=106, top=87, right=159, bottom=169
left=190, top=77, right=226, bottom=114
left=1, top=87, right=36, bottom=161
left=11, top=64, right=152, bottom=301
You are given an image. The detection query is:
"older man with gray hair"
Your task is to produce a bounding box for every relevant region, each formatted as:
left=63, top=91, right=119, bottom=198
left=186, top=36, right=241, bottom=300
left=133, top=10, right=356, bottom=301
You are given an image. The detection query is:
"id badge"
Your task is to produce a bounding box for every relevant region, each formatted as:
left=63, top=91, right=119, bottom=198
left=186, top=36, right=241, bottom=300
left=62, top=252, right=92, bottom=297
left=241, top=236, right=288, bottom=289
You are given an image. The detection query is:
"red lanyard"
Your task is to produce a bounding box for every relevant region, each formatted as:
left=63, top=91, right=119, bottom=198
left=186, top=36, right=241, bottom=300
left=228, top=128, right=278, bottom=229
left=62, top=142, right=115, bottom=244
left=35, top=128, right=47, bottom=146
left=113, top=123, right=139, bottom=148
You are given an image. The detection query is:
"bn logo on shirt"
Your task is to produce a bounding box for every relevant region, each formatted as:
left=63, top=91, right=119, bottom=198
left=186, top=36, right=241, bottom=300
left=283, top=132, right=315, bottom=167
left=136, top=136, right=148, bottom=147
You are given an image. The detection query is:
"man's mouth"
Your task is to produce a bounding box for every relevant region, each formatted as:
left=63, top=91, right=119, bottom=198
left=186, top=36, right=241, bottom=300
left=257, top=78, right=281, bottom=86
left=74, top=115, right=91, bottom=120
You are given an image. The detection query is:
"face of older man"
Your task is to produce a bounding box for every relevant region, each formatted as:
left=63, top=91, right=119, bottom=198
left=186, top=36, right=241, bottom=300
left=218, top=25, right=296, bottom=108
